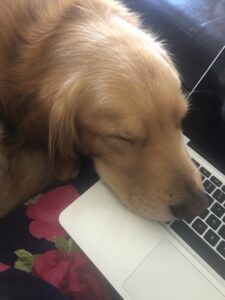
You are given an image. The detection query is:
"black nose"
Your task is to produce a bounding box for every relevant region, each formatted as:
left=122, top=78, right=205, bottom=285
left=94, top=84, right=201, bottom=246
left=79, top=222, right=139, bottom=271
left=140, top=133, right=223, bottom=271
left=170, top=192, right=209, bottom=219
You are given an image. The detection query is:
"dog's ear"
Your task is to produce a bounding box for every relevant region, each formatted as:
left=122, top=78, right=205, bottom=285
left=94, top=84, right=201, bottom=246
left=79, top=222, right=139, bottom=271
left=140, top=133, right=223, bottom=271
left=48, top=77, right=84, bottom=180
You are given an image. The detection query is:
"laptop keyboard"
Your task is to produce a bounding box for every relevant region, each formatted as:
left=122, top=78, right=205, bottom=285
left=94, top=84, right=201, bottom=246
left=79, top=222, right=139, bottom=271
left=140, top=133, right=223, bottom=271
left=169, top=158, right=225, bottom=280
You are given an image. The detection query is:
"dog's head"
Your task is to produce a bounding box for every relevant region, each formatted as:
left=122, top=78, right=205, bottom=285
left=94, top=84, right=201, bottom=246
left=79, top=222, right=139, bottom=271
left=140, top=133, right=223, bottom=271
left=48, top=16, right=208, bottom=221
left=75, top=46, right=207, bottom=221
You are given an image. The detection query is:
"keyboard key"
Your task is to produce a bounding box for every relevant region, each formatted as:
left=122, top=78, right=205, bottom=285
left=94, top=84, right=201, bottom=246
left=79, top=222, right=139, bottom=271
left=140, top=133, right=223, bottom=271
left=200, top=209, right=209, bottom=220
left=170, top=221, right=225, bottom=279
left=204, top=229, right=220, bottom=246
left=206, top=195, right=214, bottom=206
left=192, top=218, right=207, bottom=235
left=223, top=215, right=225, bottom=223
left=222, top=186, right=225, bottom=193
left=192, top=159, right=200, bottom=168
left=218, top=225, right=225, bottom=240
left=216, top=241, right=225, bottom=258
left=200, top=167, right=211, bottom=178
left=212, top=189, right=225, bottom=204
left=211, top=203, right=225, bottom=218
left=184, top=217, right=194, bottom=224
left=201, top=174, right=205, bottom=181
left=203, top=180, right=216, bottom=194
left=210, top=176, right=222, bottom=187
left=206, top=214, right=221, bottom=230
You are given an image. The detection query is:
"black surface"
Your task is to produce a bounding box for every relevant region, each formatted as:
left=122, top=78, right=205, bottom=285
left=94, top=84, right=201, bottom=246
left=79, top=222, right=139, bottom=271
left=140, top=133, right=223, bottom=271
left=218, top=225, right=225, bottom=239
left=0, top=269, right=69, bottom=300
left=211, top=203, right=225, bottom=218
left=207, top=195, right=214, bottom=206
left=204, top=229, right=220, bottom=247
left=206, top=214, right=221, bottom=230
left=213, top=189, right=225, bottom=204
left=217, top=241, right=225, bottom=258
left=192, top=218, right=207, bottom=235
left=200, top=209, right=210, bottom=220
left=210, top=176, right=222, bottom=187
left=200, top=167, right=211, bottom=178
left=184, top=49, right=225, bottom=175
left=203, top=180, right=216, bottom=194
left=123, top=0, right=225, bottom=91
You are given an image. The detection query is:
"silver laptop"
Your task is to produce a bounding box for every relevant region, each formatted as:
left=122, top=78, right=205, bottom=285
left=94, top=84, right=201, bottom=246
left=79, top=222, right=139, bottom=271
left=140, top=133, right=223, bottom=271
left=60, top=46, right=225, bottom=300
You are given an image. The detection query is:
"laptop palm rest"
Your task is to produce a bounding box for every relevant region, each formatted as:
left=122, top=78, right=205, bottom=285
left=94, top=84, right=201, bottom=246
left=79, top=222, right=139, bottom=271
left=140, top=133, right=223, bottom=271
left=124, top=238, right=224, bottom=300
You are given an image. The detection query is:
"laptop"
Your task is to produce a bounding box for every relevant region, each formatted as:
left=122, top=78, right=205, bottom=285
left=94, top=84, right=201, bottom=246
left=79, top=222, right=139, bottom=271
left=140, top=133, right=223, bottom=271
left=60, top=46, right=225, bottom=300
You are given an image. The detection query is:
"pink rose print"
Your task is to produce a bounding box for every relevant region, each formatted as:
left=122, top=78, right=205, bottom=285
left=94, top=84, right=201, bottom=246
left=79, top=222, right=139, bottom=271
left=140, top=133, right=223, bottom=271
left=0, top=262, right=10, bottom=272
left=26, top=186, right=79, bottom=241
left=33, top=249, right=111, bottom=300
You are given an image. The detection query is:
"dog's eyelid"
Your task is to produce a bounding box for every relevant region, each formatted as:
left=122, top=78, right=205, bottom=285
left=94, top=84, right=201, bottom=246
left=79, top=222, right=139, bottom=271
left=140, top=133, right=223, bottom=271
left=107, top=134, right=136, bottom=144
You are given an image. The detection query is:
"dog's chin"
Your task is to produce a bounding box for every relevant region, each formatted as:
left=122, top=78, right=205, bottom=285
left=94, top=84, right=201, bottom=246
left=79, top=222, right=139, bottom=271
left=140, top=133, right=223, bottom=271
left=110, top=191, right=175, bottom=222
left=137, top=210, right=176, bottom=223
left=119, top=198, right=176, bottom=222
left=152, top=215, right=175, bottom=223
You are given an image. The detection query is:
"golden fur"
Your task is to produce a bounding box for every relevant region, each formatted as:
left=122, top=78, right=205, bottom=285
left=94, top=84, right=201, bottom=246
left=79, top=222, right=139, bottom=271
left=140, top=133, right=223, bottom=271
left=0, top=0, right=207, bottom=220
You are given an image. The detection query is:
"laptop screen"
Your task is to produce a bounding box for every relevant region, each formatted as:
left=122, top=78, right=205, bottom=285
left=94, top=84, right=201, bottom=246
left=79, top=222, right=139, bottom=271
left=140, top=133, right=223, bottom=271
left=183, top=47, right=225, bottom=175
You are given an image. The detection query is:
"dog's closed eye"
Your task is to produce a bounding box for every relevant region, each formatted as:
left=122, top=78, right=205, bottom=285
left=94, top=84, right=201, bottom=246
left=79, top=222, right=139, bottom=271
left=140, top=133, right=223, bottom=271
left=107, top=135, right=135, bottom=143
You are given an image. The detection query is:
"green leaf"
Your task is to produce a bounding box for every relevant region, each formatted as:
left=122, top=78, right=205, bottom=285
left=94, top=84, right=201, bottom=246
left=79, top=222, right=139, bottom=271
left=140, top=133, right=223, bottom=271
left=55, top=236, right=69, bottom=252
left=67, top=238, right=79, bottom=253
left=55, top=236, right=79, bottom=253
left=15, top=249, right=34, bottom=260
left=14, top=249, right=37, bottom=273
left=24, top=194, right=41, bottom=206
left=14, top=260, right=32, bottom=273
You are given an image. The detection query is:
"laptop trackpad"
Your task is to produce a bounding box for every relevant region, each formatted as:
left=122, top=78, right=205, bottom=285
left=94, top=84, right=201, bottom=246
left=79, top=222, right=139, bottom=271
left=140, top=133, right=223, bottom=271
left=124, top=238, right=224, bottom=300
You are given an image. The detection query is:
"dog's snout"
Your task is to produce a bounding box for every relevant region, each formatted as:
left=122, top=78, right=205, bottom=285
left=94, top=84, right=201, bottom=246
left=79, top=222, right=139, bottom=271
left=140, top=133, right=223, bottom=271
left=170, top=191, right=209, bottom=219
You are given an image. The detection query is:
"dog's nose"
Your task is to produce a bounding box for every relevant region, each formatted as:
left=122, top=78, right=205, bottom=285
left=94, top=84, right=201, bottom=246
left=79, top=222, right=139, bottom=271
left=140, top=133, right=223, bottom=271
left=170, top=192, right=209, bottom=219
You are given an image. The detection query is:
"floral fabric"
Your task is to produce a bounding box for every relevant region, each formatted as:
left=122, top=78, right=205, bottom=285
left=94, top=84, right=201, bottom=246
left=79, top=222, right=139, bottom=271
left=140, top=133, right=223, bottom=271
left=0, top=161, right=121, bottom=300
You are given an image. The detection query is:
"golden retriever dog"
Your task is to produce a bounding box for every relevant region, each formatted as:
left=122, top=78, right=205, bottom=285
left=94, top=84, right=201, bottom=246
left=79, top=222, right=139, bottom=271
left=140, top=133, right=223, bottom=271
left=0, top=0, right=208, bottom=221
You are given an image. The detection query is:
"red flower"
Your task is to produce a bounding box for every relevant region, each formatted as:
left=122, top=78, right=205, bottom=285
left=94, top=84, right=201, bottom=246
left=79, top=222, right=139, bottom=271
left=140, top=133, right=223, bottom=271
left=33, top=249, right=111, bottom=300
left=0, top=263, right=10, bottom=272
left=26, top=186, right=79, bottom=241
